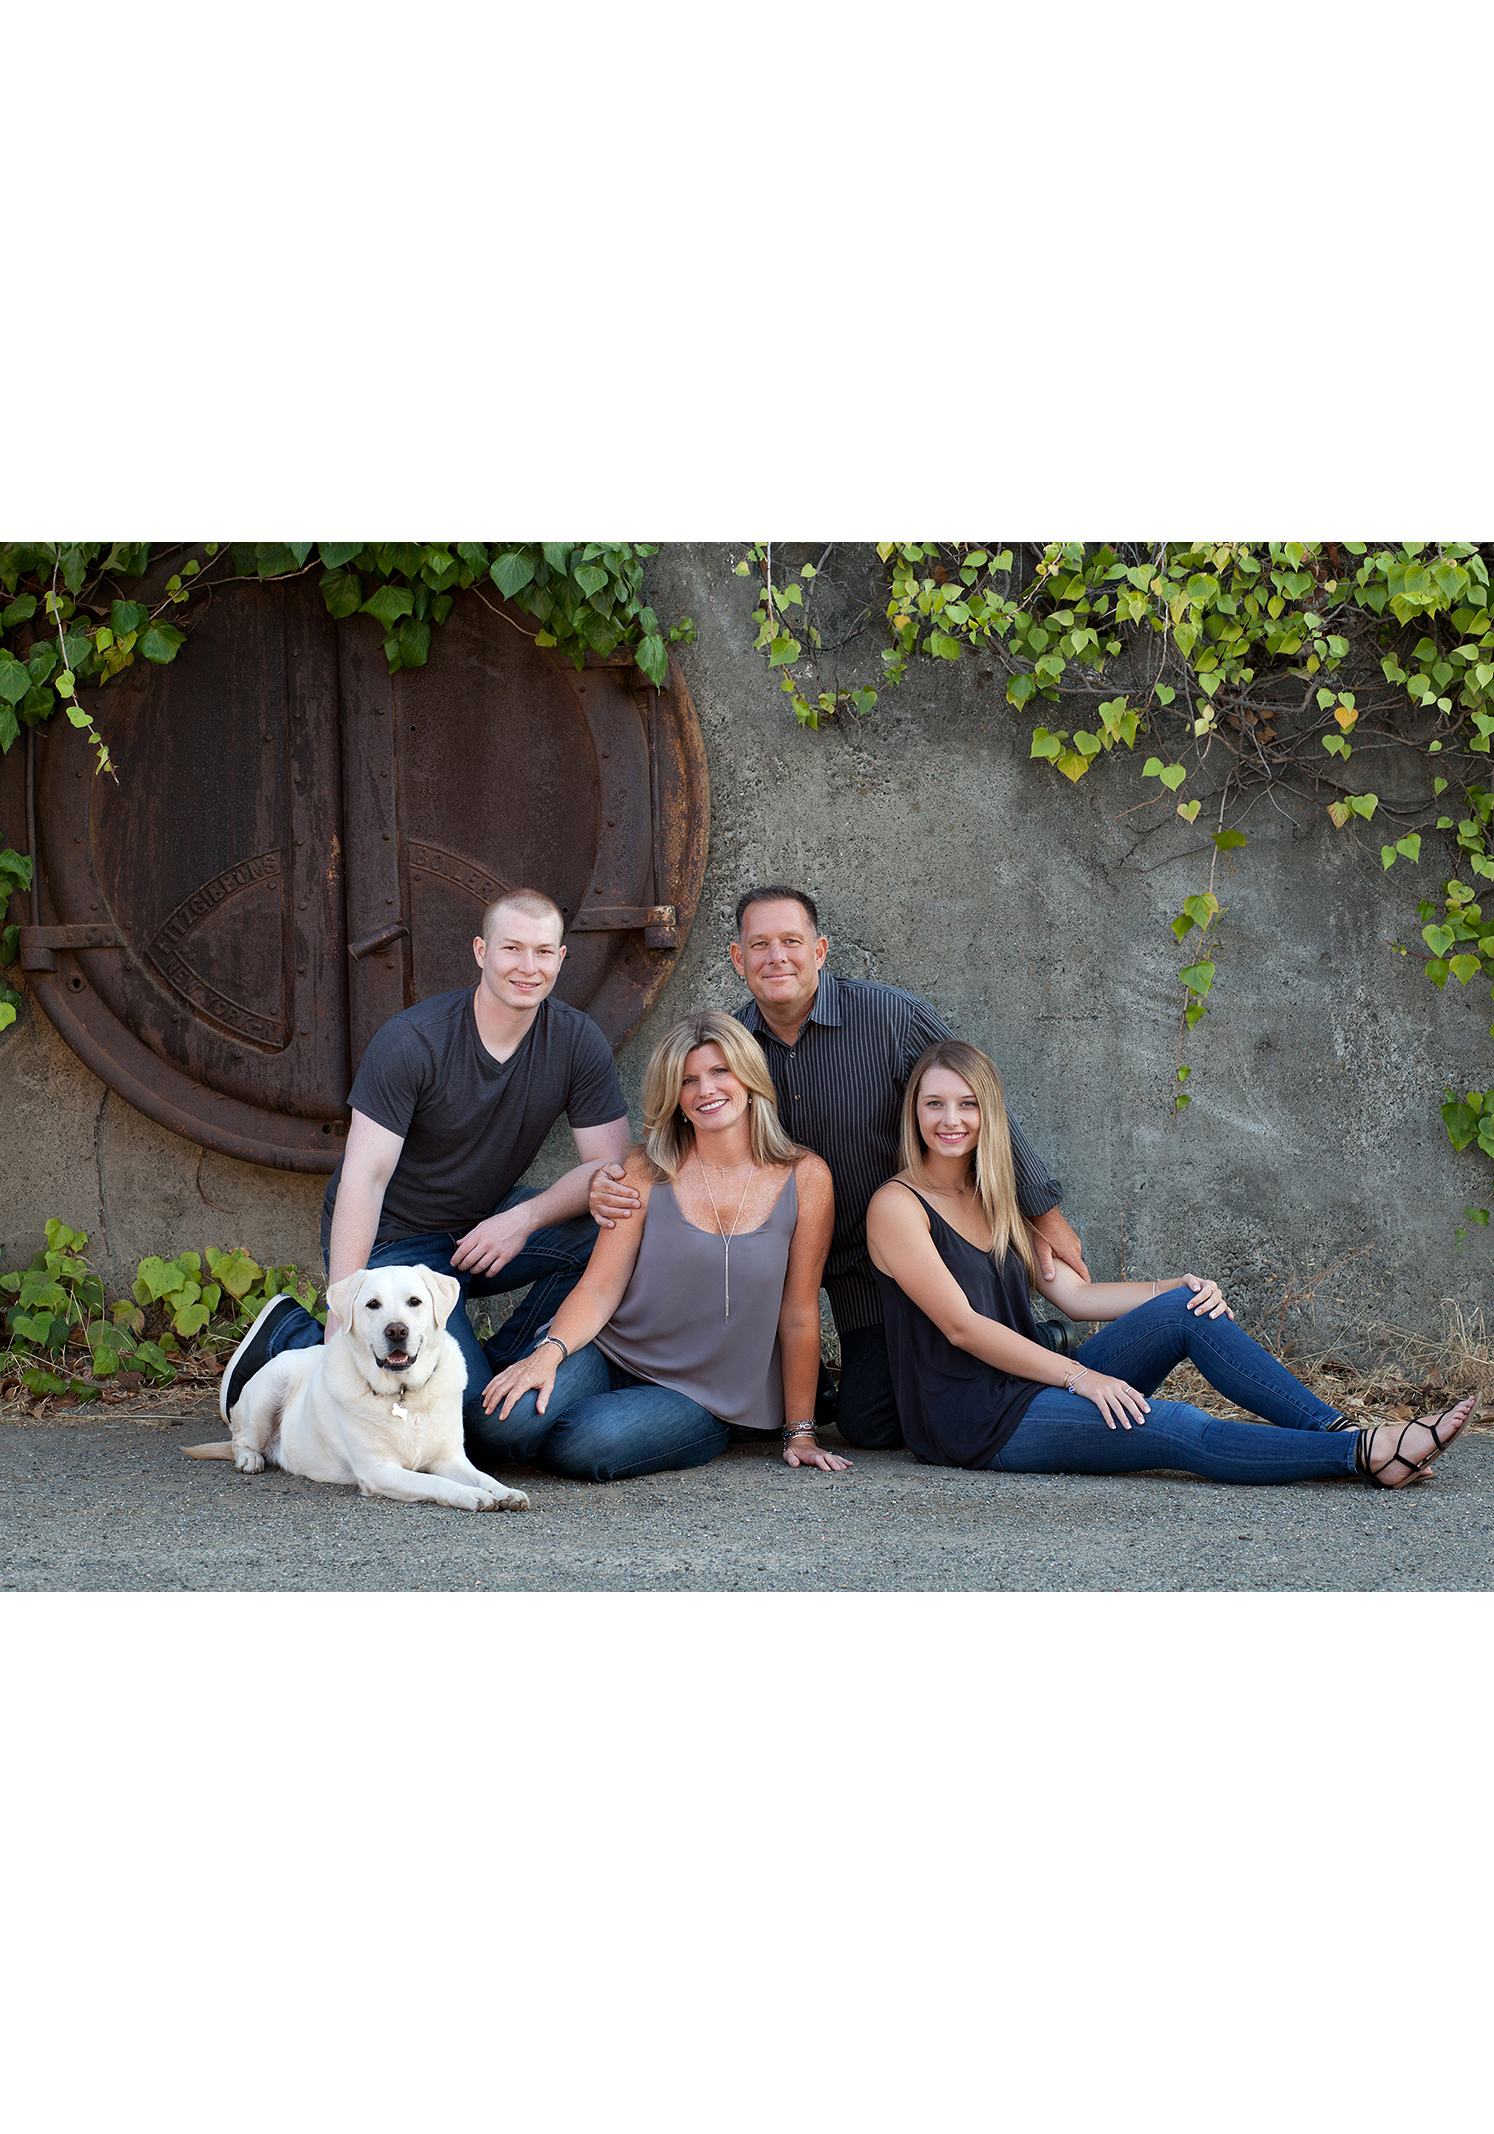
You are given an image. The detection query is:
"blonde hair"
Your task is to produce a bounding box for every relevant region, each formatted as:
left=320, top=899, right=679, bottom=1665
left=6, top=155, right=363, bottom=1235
left=900, top=1040, right=1038, bottom=1283
left=640, top=1011, right=798, bottom=1181
left=481, top=887, right=564, bottom=940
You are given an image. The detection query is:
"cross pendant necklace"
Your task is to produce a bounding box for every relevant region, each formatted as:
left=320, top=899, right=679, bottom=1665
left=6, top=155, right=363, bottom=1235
left=695, top=1153, right=756, bottom=1320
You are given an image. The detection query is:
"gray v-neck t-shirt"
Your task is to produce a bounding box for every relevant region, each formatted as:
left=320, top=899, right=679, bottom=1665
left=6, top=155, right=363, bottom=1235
left=321, top=987, right=626, bottom=1249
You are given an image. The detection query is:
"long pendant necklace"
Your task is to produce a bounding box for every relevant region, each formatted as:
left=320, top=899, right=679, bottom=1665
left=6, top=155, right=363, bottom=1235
left=695, top=1152, right=756, bottom=1320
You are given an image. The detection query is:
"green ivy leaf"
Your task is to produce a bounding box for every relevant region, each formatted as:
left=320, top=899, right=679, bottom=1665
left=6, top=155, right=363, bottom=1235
left=0, top=658, right=33, bottom=707
left=360, top=584, right=414, bottom=630
left=1441, top=1092, right=1479, bottom=1151
left=397, top=618, right=431, bottom=669
left=635, top=634, right=668, bottom=687
left=138, top=621, right=186, bottom=664
left=317, top=542, right=362, bottom=569
left=491, top=553, right=535, bottom=600
left=205, top=1246, right=262, bottom=1299
left=1449, top=954, right=1483, bottom=985
left=319, top=566, right=363, bottom=619
left=1212, top=830, right=1247, bottom=851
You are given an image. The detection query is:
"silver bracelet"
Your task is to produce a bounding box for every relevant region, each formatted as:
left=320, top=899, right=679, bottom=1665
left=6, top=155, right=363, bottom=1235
left=537, top=1333, right=569, bottom=1362
left=1063, top=1363, right=1090, bottom=1395
left=782, top=1420, right=818, bottom=1445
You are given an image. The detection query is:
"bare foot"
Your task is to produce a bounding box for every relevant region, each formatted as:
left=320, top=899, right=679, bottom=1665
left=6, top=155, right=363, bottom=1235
left=1364, top=1397, right=1476, bottom=1488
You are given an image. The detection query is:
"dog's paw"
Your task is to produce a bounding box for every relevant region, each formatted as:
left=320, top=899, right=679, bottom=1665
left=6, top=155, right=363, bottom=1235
left=474, top=1485, right=529, bottom=1512
left=233, top=1446, right=265, bottom=1474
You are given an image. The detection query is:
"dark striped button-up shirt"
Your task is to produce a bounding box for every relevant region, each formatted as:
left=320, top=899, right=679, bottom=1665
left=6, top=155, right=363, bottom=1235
left=734, top=969, right=1062, bottom=1336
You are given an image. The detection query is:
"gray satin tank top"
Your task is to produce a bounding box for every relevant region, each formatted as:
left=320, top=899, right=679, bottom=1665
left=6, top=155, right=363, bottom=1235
left=592, top=1171, right=800, bottom=1431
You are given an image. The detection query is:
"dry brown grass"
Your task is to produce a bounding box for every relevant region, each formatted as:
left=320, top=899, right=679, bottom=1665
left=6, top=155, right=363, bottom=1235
left=0, top=1349, right=225, bottom=1428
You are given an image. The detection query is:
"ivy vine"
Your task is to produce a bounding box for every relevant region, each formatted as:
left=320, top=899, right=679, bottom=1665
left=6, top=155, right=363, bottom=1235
left=740, top=540, right=1494, bottom=1231
left=0, top=541, right=693, bottom=1035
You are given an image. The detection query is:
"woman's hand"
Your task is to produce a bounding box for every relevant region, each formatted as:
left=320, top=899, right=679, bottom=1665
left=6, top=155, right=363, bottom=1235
left=783, top=1429, right=853, bottom=1472
left=1072, top=1369, right=1150, bottom=1431
left=482, top=1344, right=559, bottom=1421
left=1182, top=1275, right=1233, bottom=1320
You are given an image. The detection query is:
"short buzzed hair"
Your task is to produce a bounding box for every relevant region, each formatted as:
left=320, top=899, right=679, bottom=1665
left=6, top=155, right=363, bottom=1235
left=481, top=887, right=565, bottom=940
left=735, top=884, right=820, bottom=938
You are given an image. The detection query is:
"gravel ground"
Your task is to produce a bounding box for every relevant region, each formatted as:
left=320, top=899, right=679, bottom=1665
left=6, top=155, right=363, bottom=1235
left=2, top=1396, right=1491, bottom=1590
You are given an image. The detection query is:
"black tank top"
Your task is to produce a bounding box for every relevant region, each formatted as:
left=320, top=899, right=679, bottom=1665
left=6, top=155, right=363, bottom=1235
left=871, top=1182, right=1045, bottom=1468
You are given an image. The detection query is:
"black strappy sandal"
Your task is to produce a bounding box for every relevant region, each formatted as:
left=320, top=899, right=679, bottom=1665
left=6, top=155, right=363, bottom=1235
left=1356, top=1402, right=1472, bottom=1488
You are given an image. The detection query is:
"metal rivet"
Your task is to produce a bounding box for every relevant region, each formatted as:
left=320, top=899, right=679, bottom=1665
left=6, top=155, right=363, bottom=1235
left=386, top=897, right=394, bottom=905
left=383, top=833, right=391, bottom=841
left=299, top=901, right=308, bottom=911
left=298, top=966, right=307, bottom=975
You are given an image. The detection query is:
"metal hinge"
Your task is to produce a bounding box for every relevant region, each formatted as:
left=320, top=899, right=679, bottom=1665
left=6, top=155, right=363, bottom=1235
left=19, top=923, right=124, bottom=971
left=567, top=904, right=678, bottom=949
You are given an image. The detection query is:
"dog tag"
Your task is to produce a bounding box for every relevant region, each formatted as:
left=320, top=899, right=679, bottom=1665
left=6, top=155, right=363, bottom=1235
left=391, top=1402, right=408, bottom=1421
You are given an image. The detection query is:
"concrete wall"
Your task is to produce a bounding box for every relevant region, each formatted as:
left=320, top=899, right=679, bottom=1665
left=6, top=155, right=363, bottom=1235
left=5, top=542, right=1489, bottom=1350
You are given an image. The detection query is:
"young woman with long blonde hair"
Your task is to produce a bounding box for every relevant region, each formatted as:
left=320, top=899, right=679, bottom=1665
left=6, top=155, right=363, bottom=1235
left=473, top=1011, right=848, bottom=1480
left=865, top=1040, right=1473, bottom=1486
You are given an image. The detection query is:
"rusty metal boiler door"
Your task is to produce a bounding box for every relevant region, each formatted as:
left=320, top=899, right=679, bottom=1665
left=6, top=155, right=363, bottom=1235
left=21, top=576, right=709, bottom=1170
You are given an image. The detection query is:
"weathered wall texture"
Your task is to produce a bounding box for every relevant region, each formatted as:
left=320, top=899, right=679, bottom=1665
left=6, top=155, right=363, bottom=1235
left=4, top=543, right=1489, bottom=1351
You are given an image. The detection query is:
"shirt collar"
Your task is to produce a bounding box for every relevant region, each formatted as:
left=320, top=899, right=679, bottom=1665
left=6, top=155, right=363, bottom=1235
left=740, top=966, right=843, bottom=1037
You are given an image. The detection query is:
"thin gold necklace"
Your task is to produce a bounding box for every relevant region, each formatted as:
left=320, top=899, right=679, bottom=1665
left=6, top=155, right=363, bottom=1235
left=695, top=1150, right=756, bottom=1321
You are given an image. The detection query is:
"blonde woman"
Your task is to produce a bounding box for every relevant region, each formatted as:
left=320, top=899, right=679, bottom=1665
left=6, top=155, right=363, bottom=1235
left=473, top=1012, right=847, bottom=1480
left=865, top=1040, right=1474, bottom=1487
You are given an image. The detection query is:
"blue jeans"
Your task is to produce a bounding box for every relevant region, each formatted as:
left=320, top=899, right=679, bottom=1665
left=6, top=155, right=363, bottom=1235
left=467, top=1340, right=731, bottom=1482
left=990, top=1288, right=1361, bottom=1485
left=262, top=1188, right=598, bottom=1433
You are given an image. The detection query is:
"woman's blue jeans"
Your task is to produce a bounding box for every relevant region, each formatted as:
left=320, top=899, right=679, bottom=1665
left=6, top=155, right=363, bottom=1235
left=467, top=1341, right=732, bottom=1483
left=990, top=1288, right=1361, bottom=1485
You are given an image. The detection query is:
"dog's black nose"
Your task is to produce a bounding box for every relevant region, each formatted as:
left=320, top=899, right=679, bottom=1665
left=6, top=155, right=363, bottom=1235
left=384, top=1323, right=408, bottom=1347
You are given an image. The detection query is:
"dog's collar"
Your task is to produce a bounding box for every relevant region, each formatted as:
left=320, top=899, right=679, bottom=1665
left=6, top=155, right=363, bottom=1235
left=373, top=1368, right=415, bottom=1421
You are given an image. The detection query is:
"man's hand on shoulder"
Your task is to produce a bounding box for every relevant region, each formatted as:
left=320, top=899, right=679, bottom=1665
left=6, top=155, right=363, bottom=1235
left=589, top=1160, right=642, bottom=1229
left=1029, top=1205, right=1090, bottom=1283
left=451, top=1200, right=537, bottom=1276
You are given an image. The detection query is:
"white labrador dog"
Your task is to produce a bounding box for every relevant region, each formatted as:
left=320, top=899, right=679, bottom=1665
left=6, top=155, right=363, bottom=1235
left=186, top=1266, right=529, bottom=1512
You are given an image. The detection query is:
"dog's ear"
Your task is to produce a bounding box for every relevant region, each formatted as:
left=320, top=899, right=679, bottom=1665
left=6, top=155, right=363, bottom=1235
left=424, top=1270, right=462, bottom=1330
left=325, top=1273, right=362, bottom=1328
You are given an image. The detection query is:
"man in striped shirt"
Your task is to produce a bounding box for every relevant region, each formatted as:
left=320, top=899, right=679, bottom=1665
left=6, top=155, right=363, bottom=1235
left=592, top=884, right=1088, bottom=1450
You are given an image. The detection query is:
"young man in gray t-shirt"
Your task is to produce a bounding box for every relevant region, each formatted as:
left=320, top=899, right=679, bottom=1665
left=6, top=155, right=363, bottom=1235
left=220, top=888, right=630, bottom=1437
